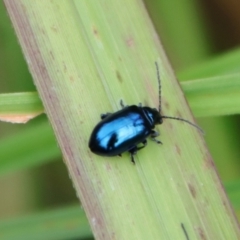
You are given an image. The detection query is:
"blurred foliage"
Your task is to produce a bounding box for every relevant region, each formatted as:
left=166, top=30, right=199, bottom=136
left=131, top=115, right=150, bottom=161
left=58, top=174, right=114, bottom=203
left=0, top=0, right=240, bottom=239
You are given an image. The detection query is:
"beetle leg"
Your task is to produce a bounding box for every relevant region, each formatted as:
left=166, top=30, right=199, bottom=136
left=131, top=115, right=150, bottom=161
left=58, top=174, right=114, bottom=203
left=129, top=147, right=137, bottom=164
left=140, top=139, right=147, bottom=148
left=130, top=155, right=135, bottom=164
left=120, top=99, right=128, bottom=108
left=100, top=113, right=111, bottom=119
left=150, top=130, right=162, bottom=144
left=128, top=140, right=147, bottom=164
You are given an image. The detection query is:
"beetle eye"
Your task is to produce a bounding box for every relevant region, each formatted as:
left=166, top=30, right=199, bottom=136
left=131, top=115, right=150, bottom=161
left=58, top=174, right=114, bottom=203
left=153, top=113, right=163, bottom=124
left=158, top=117, right=163, bottom=124
left=153, top=110, right=163, bottom=125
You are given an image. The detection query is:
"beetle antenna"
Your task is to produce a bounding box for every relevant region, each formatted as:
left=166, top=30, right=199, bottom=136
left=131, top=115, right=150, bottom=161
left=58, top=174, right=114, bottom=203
left=155, top=61, right=161, bottom=113
left=161, top=116, right=204, bottom=133
left=155, top=62, right=203, bottom=133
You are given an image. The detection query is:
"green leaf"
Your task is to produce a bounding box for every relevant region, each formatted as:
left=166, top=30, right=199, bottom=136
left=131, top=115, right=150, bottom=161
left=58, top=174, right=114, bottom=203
left=178, top=48, right=240, bottom=79
left=0, top=92, right=43, bottom=123
left=4, top=1, right=240, bottom=239
left=182, top=74, right=240, bottom=117
left=0, top=120, right=59, bottom=176
left=0, top=206, right=91, bottom=240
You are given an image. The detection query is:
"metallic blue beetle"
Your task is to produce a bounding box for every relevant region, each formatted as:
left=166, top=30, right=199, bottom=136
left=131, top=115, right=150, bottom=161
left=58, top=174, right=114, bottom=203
left=89, top=62, right=201, bottom=164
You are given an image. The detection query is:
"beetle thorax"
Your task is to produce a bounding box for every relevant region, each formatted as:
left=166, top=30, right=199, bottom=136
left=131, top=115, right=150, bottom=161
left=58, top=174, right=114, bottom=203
left=142, top=107, right=163, bottom=126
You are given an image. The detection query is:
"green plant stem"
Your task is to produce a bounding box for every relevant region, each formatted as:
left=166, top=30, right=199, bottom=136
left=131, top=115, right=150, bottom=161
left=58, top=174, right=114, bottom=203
left=4, top=1, right=240, bottom=239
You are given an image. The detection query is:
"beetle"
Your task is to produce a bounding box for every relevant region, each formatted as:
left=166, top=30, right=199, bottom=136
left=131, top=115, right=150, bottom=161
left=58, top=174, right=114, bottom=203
left=88, top=62, right=202, bottom=164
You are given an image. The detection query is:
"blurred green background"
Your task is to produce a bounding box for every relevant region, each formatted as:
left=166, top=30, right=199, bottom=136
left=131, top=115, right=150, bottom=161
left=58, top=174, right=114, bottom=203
left=0, top=0, right=240, bottom=239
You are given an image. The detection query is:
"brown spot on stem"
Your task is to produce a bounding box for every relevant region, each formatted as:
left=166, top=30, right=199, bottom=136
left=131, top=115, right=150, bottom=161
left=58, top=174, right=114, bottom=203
left=163, top=100, right=169, bottom=110
left=105, top=162, right=112, bottom=171
left=51, top=24, right=58, bottom=33
left=49, top=50, right=54, bottom=60
left=203, top=152, right=215, bottom=169
left=176, top=110, right=183, bottom=118
left=111, top=232, right=116, bottom=239
left=126, top=37, right=134, bottom=47
left=40, top=28, right=46, bottom=35
left=175, top=144, right=181, bottom=155
left=69, top=75, right=74, bottom=82
left=116, top=70, right=123, bottom=83
left=64, top=144, right=74, bottom=159
left=188, top=183, right=196, bottom=198
left=93, top=26, right=99, bottom=36
left=76, top=168, right=81, bottom=176
left=196, top=227, right=207, bottom=240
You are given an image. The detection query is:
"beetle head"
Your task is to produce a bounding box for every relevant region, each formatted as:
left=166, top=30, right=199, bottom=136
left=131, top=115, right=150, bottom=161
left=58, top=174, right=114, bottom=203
left=143, top=107, right=163, bottom=126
